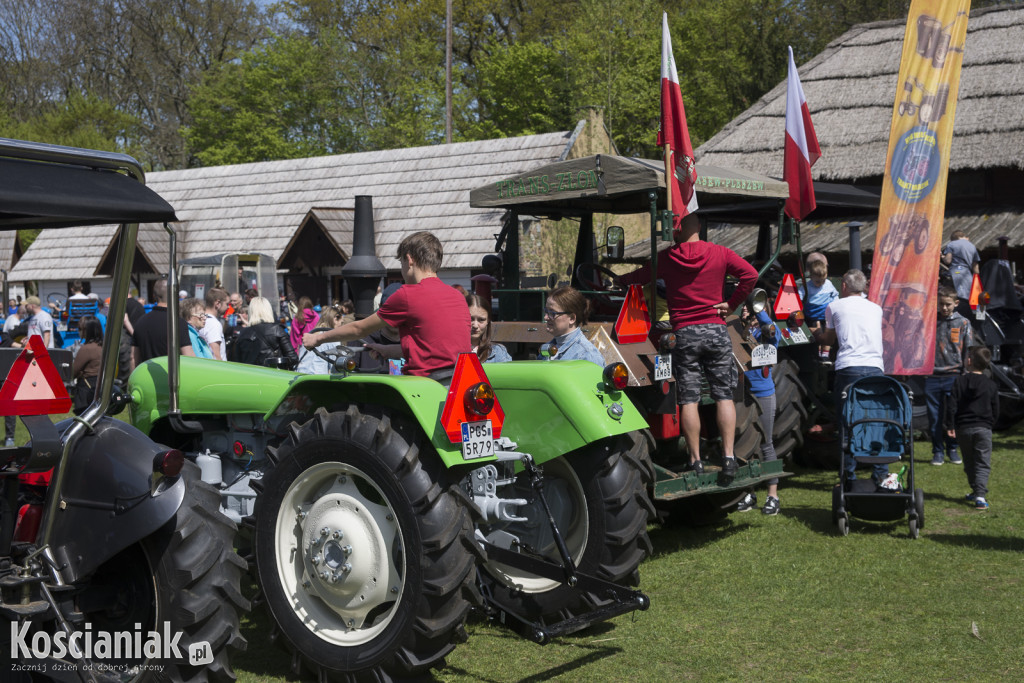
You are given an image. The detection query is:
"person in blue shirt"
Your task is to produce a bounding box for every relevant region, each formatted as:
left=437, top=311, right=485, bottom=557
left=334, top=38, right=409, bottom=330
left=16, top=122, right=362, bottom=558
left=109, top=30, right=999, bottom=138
left=183, top=297, right=215, bottom=359
left=467, top=294, right=511, bottom=363
left=539, top=286, right=604, bottom=367
left=736, top=308, right=782, bottom=515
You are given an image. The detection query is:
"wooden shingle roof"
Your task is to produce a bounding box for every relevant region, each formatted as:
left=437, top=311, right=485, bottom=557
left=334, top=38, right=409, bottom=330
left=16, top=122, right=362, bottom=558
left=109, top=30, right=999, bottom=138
left=695, top=4, right=1024, bottom=181
left=11, top=130, right=576, bottom=280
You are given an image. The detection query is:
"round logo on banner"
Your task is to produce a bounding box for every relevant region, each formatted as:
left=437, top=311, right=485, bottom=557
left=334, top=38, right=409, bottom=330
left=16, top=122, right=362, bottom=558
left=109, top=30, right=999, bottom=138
left=890, top=125, right=941, bottom=203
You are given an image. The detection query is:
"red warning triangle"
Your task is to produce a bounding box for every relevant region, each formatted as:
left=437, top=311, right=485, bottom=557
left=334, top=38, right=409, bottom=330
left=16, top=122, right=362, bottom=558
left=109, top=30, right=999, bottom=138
left=772, top=273, right=804, bottom=321
left=0, top=336, right=72, bottom=416
left=440, top=353, right=505, bottom=442
left=615, top=284, right=652, bottom=344
left=968, top=273, right=983, bottom=310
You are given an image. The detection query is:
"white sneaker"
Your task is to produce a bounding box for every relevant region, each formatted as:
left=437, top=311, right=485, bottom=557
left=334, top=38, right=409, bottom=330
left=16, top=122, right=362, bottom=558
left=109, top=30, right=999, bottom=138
left=736, top=492, right=757, bottom=512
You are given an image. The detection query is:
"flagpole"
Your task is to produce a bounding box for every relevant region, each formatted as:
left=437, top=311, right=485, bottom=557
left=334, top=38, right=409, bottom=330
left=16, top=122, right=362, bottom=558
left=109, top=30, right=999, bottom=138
left=663, top=144, right=673, bottom=216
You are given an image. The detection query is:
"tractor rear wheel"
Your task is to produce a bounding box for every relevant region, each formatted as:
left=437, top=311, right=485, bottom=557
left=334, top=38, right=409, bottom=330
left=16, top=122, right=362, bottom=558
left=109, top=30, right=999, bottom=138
left=252, top=407, right=475, bottom=681
left=733, top=390, right=764, bottom=463
left=771, top=359, right=811, bottom=463
left=476, top=431, right=654, bottom=625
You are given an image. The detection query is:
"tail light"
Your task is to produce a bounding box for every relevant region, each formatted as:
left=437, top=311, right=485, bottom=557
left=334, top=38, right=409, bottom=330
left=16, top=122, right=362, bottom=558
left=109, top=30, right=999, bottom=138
left=659, top=332, right=676, bottom=353
left=441, top=353, right=505, bottom=443
left=604, top=362, right=629, bottom=390
left=787, top=310, right=804, bottom=329
left=153, top=449, right=185, bottom=477
left=464, top=382, right=495, bottom=417
left=982, top=292, right=991, bottom=306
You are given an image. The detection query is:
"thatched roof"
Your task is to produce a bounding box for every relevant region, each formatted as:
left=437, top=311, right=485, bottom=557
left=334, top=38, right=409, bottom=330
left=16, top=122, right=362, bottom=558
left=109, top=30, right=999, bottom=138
left=695, top=4, right=1024, bottom=181
left=10, top=129, right=581, bottom=281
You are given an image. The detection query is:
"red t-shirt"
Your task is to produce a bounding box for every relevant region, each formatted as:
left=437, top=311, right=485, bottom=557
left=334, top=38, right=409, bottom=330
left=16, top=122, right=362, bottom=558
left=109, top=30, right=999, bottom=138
left=620, top=241, right=758, bottom=329
left=376, top=277, right=471, bottom=376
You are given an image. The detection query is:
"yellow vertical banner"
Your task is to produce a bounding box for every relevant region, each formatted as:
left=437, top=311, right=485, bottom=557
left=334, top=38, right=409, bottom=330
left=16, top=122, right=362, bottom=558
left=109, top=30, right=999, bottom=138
left=869, top=0, right=970, bottom=375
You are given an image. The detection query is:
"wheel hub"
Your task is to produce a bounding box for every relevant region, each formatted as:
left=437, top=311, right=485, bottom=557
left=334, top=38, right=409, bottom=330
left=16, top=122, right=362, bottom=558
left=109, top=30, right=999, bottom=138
left=281, top=467, right=404, bottom=636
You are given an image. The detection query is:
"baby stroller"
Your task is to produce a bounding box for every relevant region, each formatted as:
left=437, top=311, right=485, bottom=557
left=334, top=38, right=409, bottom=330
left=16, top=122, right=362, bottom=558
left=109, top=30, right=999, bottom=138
left=831, top=375, right=924, bottom=538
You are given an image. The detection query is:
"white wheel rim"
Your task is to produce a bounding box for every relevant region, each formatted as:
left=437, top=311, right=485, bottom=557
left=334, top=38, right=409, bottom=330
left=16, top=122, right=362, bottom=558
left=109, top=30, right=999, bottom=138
left=483, top=458, right=588, bottom=594
left=274, top=461, right=405, bottom=646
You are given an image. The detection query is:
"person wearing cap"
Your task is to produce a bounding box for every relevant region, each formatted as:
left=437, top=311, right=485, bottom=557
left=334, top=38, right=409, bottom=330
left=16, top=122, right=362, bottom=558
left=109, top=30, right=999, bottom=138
left=618, top=212, right=758, bottom=483
left=304, top=231, right=470, bottom=379
left=24, top=296, right=55, bottom=348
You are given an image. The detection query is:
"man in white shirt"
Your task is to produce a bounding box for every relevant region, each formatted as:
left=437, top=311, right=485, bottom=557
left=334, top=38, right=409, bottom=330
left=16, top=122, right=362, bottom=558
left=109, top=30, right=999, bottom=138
left=68, top=280, right=89, bottom=300
left=812, top=269, right=887, bottom=483
left=24, top=296, right=55, bottom=348
left=200, top=288, right=229, bottom=360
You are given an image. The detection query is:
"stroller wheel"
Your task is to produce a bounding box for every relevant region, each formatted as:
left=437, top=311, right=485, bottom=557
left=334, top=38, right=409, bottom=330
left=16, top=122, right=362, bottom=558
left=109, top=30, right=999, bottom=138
left=831, top=485, right=841, bottom=525
left=914, top=488, right=925, bottom=530
left=837, top=513, right=849, bottom=537
left=909, top=515, right=919, bottom=539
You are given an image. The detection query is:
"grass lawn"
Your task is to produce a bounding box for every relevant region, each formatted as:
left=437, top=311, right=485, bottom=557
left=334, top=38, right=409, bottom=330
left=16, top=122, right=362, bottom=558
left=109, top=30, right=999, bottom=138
left=233, top=424, right=1024, bottom=682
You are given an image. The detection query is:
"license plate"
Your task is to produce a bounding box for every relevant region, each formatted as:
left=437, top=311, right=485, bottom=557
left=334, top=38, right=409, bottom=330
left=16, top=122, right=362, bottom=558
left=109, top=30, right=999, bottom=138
left=654, top=354, right=672, bottom=381
left=461, top=420, right=494, bottom=460
left=975, top=309, right=986, bottom=321
left=751, top=344, right=778, bottom=368
left=788, top=327, right=809, bottom=344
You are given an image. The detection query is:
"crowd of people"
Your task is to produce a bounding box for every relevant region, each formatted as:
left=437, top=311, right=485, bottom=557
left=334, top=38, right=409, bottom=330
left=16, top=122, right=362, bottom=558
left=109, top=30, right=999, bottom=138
left=0, top=225, right=1006, bottom=511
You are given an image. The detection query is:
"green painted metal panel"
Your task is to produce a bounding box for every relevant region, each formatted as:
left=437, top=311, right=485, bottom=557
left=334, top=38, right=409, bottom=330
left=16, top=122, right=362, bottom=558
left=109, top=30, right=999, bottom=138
left=129, top=357, right=648, bottom=470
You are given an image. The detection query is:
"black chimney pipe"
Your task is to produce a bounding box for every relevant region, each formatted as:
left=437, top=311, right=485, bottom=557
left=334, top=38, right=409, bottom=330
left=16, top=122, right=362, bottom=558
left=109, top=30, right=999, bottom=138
left=848, top=221, right=864, bottom=273
left=342, top=196, right=386, bottom=319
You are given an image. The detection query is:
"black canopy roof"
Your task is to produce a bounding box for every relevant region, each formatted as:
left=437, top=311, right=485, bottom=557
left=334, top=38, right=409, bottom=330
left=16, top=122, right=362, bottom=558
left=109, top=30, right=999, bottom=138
left=0, top=140, right=176, bottom=230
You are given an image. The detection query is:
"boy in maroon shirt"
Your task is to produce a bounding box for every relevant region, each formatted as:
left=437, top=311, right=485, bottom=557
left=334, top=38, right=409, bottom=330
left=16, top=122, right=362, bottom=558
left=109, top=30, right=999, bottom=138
left=620, top=213, right=758, bottom=480
left=304, top=231, right=470, bottom=378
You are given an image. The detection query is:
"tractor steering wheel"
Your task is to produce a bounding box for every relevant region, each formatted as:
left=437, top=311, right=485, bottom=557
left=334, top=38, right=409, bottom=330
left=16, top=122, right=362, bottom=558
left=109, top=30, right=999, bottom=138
left=576, top=263, right=622, bottom=292
left=46, top=293, right=67, bottom=313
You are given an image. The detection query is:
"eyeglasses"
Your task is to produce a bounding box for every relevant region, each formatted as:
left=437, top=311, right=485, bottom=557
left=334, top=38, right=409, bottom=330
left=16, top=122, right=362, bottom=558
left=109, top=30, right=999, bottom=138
left=544, top=309, right=569, bottom=319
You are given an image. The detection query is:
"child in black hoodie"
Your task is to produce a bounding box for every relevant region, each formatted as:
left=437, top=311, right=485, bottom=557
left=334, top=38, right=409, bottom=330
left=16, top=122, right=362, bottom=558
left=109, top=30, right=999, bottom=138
left=945, top=346, right=999, bottom=510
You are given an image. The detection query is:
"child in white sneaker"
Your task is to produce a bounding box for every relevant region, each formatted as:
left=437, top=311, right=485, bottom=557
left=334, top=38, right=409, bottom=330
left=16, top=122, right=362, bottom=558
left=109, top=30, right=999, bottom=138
left=945, top=346, right=999, bottom=510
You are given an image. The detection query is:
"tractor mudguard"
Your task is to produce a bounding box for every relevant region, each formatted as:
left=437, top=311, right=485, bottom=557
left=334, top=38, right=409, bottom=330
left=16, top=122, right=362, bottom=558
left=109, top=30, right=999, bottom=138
left=45, top=417, right=185, bottom=584
left=130, top=357, right=647, bottom=468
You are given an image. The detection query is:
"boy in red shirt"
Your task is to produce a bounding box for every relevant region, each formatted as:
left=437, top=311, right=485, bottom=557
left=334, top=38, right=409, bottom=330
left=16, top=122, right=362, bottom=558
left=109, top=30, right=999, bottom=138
left=620, top=213, right=758, bottom=481
left=304, top=231, right=470, bottom=378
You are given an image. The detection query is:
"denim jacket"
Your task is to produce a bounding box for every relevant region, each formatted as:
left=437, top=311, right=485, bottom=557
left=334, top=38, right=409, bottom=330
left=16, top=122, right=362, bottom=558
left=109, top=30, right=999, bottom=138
left=539, top=327, right=604, bottom=366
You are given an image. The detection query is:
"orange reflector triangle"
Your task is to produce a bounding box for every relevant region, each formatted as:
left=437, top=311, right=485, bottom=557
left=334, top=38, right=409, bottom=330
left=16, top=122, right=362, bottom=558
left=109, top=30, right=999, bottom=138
left=969, top=273, right=983, bottom=310
left=439, top=353, right=505, bottom=443
left=614, top=284, right=652, bottom=344
left=0, top=336, right=72, bottom=416
left=772, top=273, right=804, bottom=321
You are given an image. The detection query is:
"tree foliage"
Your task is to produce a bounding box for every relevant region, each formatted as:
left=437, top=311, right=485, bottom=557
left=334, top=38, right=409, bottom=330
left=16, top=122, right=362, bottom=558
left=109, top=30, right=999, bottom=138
left=2, top=0, right=1007, bottom=168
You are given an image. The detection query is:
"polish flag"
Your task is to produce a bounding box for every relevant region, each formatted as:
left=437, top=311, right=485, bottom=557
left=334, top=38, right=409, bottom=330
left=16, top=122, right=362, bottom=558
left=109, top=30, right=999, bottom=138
left=783, top=45, right=821, bottom=221
left=659, top=12, right=698, bottom=226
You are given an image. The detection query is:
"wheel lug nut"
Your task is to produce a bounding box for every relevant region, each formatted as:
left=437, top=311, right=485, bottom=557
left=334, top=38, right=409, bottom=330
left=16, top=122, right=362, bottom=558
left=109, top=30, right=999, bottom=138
left=341, top=562, right=352, bottom=574
left=342, top=544, right=353, bottom=556
left=332, top=530, right=343, bottom=540
left=320, top=526, right=330, bottom=536
left=391, top=586, right=399, bottom=594
left=312, top=554, right=322, bottom=566
left=320, top=571, right=330, bottom=581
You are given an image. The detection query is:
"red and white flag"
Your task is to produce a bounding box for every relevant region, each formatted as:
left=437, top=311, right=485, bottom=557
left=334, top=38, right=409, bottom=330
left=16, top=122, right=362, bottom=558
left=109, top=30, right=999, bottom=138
left=783, top=45, right=821, bottom=221
left=659, top=12, right=698, bottom=226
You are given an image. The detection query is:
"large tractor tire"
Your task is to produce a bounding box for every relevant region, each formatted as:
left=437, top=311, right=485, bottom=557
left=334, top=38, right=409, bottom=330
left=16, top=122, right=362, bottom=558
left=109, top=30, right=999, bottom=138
left=252, top=406, right=475, bottom=682
left=67, top=461, right=248, bottom=681
left=733, top=389, right=765, bottom=463
left=771, top=359, right=811, bottom=463
left=476, top=431, right=654, bottom=625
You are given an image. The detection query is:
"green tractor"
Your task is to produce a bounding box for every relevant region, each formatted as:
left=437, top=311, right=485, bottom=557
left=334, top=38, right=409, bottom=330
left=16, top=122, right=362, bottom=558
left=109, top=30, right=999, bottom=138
left=128, top=197, right=655, bottom=680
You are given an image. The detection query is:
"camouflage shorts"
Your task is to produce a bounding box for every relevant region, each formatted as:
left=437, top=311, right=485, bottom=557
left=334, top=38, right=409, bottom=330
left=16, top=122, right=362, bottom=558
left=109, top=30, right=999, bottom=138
left=672, top=323, right=737, bottom=404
